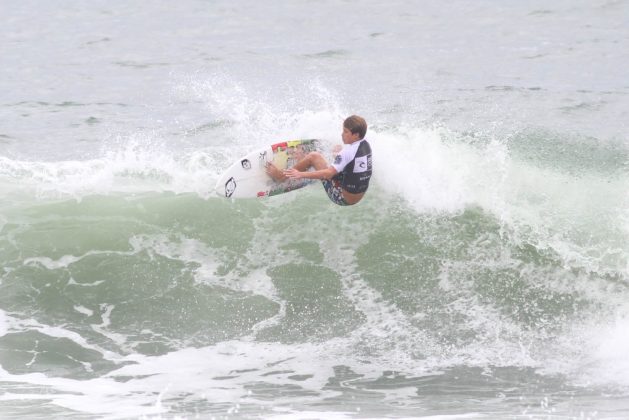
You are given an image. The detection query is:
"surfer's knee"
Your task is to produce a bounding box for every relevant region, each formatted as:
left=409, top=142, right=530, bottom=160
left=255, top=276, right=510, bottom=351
left=306, top=152, right=328, bottom=170
left=306, top=151, right=324, bottom=159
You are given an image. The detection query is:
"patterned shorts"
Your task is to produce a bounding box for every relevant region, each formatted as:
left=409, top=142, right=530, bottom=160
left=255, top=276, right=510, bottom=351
left=322, top=179, right=349, bottom=206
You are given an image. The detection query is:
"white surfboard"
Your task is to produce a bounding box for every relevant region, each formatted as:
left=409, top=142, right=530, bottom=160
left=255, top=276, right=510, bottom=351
left=215, top=139, right=322, bottom=199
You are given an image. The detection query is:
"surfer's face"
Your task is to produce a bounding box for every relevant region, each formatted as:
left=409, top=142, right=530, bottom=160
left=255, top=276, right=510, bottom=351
left=342, top=127, right=360, bottom=144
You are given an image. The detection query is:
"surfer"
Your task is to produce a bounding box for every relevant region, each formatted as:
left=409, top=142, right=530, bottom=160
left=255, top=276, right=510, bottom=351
left=266, top=115, right=372, bottom=206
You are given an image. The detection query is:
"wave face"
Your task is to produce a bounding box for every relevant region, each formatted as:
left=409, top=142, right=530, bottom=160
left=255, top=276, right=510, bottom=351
left=1, top=116, right=627, bottom=418
left=2, top=0, right=629, bottom=418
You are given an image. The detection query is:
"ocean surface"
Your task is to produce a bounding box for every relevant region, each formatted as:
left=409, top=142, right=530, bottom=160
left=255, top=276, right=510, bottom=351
left=1, top=1, right=628, bottom=419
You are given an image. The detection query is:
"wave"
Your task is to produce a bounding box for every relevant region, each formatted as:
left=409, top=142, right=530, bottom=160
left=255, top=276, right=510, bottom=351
left=1, top=91, right=628, bottom=418
left=2, top=117, right=626, bottom=272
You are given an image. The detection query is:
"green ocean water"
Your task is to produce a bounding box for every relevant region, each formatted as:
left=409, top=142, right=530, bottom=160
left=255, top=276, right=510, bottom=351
left=1, top=128, right=627, bottom=417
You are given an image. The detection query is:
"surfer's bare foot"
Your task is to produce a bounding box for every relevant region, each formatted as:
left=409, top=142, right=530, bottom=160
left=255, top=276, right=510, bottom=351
left=265, top=163, right=287, bottom=182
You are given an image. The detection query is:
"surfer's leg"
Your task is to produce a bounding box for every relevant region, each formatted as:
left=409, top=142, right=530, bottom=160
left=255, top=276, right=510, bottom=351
left=266, top=152, right=327, bottom=182
left=292, top=152, right=328, bottom=172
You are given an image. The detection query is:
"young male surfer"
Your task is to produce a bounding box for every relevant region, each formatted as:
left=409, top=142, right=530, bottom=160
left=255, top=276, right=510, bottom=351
left=266, top=115, right=372, bottom=206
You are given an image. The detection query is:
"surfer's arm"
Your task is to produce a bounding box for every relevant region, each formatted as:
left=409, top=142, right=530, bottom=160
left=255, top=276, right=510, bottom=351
left=284, top=166, right=337, bottom=180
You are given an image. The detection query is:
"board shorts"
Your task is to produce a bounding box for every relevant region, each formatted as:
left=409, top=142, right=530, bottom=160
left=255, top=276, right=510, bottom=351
left=322, top=179, right=349, bottom=206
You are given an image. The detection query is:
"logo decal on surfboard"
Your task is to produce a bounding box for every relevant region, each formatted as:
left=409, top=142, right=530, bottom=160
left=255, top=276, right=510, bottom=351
left=258, top=151, right=268, bottom=166
left=241, top=159, right=251, bottom=170
left=224, top=177, right=236, bottom=197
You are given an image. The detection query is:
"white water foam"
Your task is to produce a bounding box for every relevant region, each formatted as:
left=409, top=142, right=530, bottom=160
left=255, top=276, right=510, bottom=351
left=23, top=251, right=114, bottom=270
left=574, top=314, right=629, bottom=389
left=373, top=124, right=628, bottom=278
left=0, top=338, right=444, bottom=419
left=0, top=314, right=126, bottom=364
left=0, top=111, right=344, bottom=202
left=320, top=235, right=442, bottom=367
left=129, top=233, right=280, bottom=302
left=372, top=125, right=486, bottom=214
left=0, top=142, right=224, bottom=200
left=0, top=309, right=8, bottom=337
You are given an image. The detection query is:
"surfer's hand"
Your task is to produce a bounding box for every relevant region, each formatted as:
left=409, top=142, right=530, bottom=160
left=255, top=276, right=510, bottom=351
left=283, top=168, right=302, bottom=179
